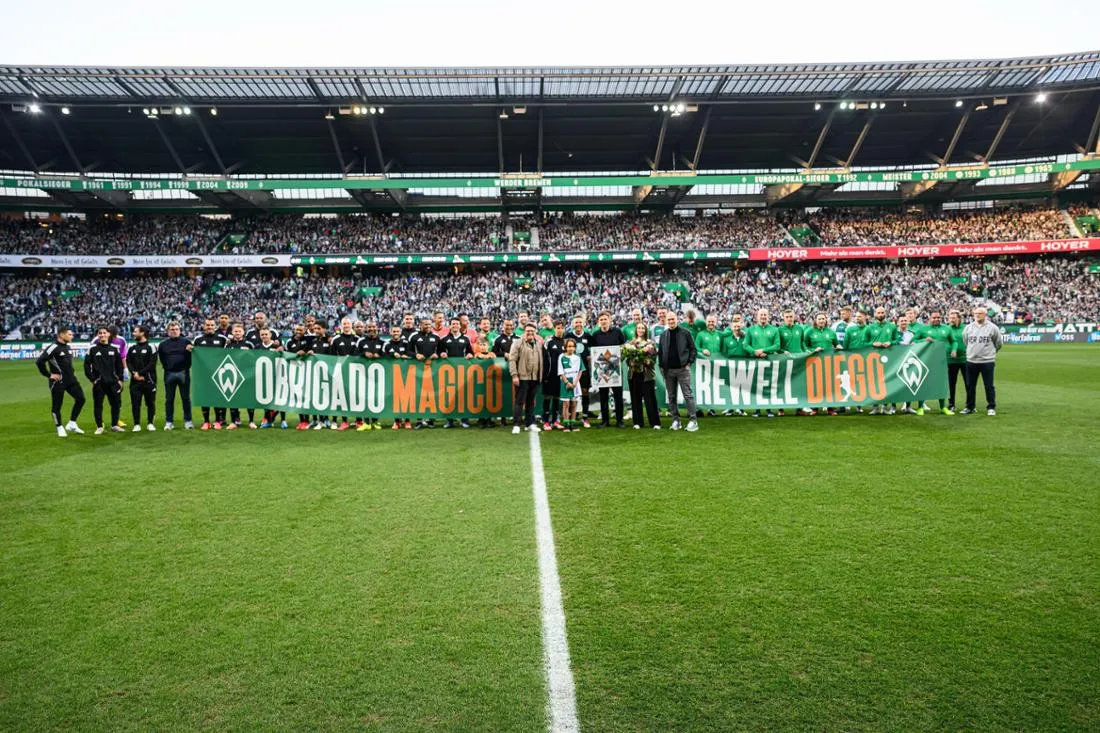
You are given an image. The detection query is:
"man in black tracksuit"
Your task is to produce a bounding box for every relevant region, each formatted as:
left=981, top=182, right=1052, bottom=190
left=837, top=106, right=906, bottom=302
left=36, top=326, right=86, bottom=436
left=193, top=318, right=228, bottom=429
left=438, top=318, right=474, bottom=429
left=567, top=316, right=594, bottom=425
left=285, top=324, right=315, bottom=429
left=359, top=322, right=387, bottom=430
left=542, top=321, right=566, bottom=428
left=383, top=326, right=412, bottom=430
left=224, top=324, right=255, bottom=428
left=329, top=319, right=363, bottom=430
left=407, top=320, right=441, bottom=428
left=126, top=325, right=158, bottom=429
left=491, top=320, right=517, bottom=358
left=85, top=326, right=125, bottom=432
left=590, top=311, right=627, bottom=428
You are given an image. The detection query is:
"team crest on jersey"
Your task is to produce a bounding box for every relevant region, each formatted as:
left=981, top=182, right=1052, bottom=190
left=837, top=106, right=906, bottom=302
left=896, top=351, right=930, bottom=395
left=213, top=354, right=246, bottom=400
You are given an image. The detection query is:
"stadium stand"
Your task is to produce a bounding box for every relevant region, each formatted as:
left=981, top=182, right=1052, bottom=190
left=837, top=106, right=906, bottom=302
left=6, top=256, right=1096, bottom=340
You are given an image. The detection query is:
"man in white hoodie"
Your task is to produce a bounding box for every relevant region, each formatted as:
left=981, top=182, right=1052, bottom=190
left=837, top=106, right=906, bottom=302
left=961, top=307, right=1003, bottom=416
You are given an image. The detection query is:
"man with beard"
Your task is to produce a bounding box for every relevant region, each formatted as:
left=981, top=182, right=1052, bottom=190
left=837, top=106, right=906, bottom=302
left=285, top=324, right=315, bottom=430
left=193, top=318, right=228, bottom=430
left=383, top=325, right=414, bottom=430
left=408, top=319, right=442, bottom=429
left=357, top=322, right=387, bottom=431
left=126, top=325, right=158, bottom=431
left=329, top=318, right=363, bottom=431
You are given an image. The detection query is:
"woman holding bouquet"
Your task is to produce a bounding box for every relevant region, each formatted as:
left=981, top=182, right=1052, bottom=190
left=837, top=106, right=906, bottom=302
left=624, top=322, right=661, bottom=430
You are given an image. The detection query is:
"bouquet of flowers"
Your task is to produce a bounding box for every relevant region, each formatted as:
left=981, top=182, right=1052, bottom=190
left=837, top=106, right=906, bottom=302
left=621, top=341, right=656, bottom=373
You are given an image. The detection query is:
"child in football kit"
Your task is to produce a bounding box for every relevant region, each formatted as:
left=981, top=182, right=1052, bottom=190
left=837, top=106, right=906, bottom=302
left=558, top=339, right=585, bottom=432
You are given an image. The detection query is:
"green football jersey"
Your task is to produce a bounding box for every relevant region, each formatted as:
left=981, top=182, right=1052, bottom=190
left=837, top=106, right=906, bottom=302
left=777, top=323, right=806, bottom=353
left=865, top=320, right=898, bottom=346
left=744, top=323, right=781, bottom=355
left=803, top=326, right=839, bottom=352
left=694, top=328, right=724, bottom=357
left=721, top=331, right=752, bottom=358
left=842, top=324, right=868, bottom=350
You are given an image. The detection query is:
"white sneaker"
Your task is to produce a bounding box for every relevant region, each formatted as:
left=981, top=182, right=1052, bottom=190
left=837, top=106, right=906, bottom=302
left=904, top=407, right=918, bottom=415
left=633, top=424, right=641, bottom=430
left=887, top=406, right=897, bottom=415
left=249, top=422, right=258, bottom=430
left=686, top=420, right=699, bottom=432
left=183, top=421, right=193, bottom=430
left=164, top=422, right=174, bottom=431
left=56, top=425, right=68, bottom=438
left=512, top=426, right=521, bottom=435
left=110, top=426, right=125, bottom=433
left=65, top=421, right=84, bottom=434
left=132, top=425, right=142, bottom=432
left=147, top=423, right=156, bottom=432
left=987, top=408, right=996, bottom=416
left=312, top=423, right=324, bottom=430
left=94, top=427, right=105, bottom=435
left=670, top=420, right=681, bottom=431
left=653, top=425, right=661, bottom=430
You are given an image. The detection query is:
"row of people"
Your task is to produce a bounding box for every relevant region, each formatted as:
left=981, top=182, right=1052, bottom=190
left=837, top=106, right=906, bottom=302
left=2, top=204, right=1084, bottom=255
left=37, top=304, right=1002, bottom=438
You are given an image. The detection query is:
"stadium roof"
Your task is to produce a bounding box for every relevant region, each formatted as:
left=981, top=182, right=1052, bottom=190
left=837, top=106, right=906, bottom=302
left=1, top=54, right=1099, bottom=212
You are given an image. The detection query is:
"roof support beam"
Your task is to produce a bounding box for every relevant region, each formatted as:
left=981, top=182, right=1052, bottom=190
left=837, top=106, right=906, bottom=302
left=153, top=120, right=190, bottom=173
left=690, top=107, right=712, bottom=171
left=651, top=115, right=668, bottom=171
left=537, top=107, right=544, bottom=174
left=981, top=102, right=1017, bottom=162
left=497, top=116, right=505, bottom=173
left=192, top=112, right=228, bottom=175
left=1012, top=93, right=1067, bottom=156
left=843, top=112, right=875, bottom=168
left=805, top=108, right=836, bottom=170
left=940, top=108, right=971, bottom=166
left=49, top=114, right=85, bottom=174
left=326, top=118, right=349, bottom=173
left=0, top=109, right=40, bottom=173
left=368, top=116, right=389, bottom=173
left=1086, top=102, right=1100, bottom=154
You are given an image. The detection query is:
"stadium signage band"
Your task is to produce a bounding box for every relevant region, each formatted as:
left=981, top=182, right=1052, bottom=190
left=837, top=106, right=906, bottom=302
left=3, top=158, right=1100, bottom=192
left=190, top=343, right=947, bottom=418
left=0, top=254, right=292, bottom=269
left=746, top=238, right=1100, bottom=261
left=289, top=250, right=751, bottom=266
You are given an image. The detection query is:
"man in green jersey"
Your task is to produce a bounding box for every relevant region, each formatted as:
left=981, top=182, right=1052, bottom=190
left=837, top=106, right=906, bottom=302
left=922, top=310, right=956, bottom=415
left=946, top=309, right=967, bottom=412
left=682, top=308, right=706, bottom=337
left=843, top=310, right=869, bottom=350
left=720, top=315, right=750, bottom=416
left=694, top=315, right=725, bottom=417
left=537, top=313, right=556, bottom=341
left=622, top=308, right=646, bottom=341
left=651, top=308, right=668, bottom=342
left=865, top=307, right=898, bottom=415
left=745, top=308, right=780, bottom=418
left=832, top=306, right=855, bottom=348
left=906, top=307, right=929, bottom=341
left=477, top=317, right=499, bottom=350
left=804, top=312, right=839, bottom=352
left=777, top=309, right=805, bottom=354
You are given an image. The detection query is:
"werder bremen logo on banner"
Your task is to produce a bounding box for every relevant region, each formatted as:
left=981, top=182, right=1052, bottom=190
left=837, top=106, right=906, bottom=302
left=213, top=354, right=246, bottom=400
left=896, top=351, right=930, bottom=395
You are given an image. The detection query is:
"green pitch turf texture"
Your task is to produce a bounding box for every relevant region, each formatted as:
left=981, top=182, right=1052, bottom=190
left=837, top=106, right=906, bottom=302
left=1, top=345, right=1097, bottom=732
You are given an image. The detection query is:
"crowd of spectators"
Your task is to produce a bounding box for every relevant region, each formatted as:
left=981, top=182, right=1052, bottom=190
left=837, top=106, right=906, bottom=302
left=0, top=216, right=227, bottom=256
left=9, top=256, right=1096, bottom=340
left=809, top=206, right=1072, bottom=246
left=2, top=206, right=1091, bottom=257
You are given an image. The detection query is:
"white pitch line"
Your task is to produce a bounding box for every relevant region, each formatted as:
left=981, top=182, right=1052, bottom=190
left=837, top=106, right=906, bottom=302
left=528, top=429, right=580, bottom=733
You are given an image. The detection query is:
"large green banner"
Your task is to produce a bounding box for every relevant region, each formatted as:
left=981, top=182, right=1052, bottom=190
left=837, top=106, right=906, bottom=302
left=191, top=342, right=946, bottom=418
left=192, top=349, right=513, bottom=419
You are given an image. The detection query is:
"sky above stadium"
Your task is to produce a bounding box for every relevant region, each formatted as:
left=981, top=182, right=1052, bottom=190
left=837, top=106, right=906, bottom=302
left=1, top=0, right=1094, bottom=67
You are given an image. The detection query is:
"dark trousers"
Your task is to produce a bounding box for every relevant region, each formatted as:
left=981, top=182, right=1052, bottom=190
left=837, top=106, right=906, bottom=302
left=164, top=370, right=192, bottom=423
left=541, top=380, right=559, bottom=423
left=201, top=406, right=227, bottom=424
left=129, top=379, right=156, bottom=424
left=92, top=381, right=122, bottom=428
left=513, top=379, right=539, bottom=427
left=598, top=386, right=624, bottom=425
left=628, top=373, right=661, bottom=428
left=580, top=370, right=592, bottom=417
left=947, top=363, right=965, bottom=408
left=50, top=381, right=85, bottom=427
left=965, top=361, right=996, bottom=410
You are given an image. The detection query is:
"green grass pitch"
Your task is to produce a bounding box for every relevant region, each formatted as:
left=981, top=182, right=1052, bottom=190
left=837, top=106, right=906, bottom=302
left=1, top=345, right=1097, bottom=731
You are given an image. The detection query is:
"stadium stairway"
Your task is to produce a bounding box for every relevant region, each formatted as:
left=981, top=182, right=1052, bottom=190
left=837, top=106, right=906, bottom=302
left=1061, top=209, right=1084, bottom=238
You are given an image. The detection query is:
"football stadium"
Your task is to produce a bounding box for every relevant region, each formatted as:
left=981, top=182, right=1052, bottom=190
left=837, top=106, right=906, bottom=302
left=1, top=20, right=1099, bottom=732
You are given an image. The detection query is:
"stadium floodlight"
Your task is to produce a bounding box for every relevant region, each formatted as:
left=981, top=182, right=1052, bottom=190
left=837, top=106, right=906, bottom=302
left=150, top=108, right=159, bottom=116
left=209, top=107, right=217, bottom=116
left=661, top=104, right=669, bottom=112
left=955, top=100, right=963, bottom=108
left=183, top=107, right=191, bottom=115
left=676, top=103, right=685, bottom=113
left=653, top=105, right=659, bottom=112
left=838, top=102, right=847, bottom=110
left=61, top=106, right=70, bottom=115
left=377, top=107, right=384, bottom=114
left=870, top=102, right=878, bottom=110
left=174, top=107, right=183, bottom=115
left=28, top=102, right=41, bottom=114
left=1035, top=92, right=1047, bottom=103
left=879, top=103, right=885, bottom=110
left=975, top=101, right=989, bottom=111
left=142, top=108, right=150, bottom=116
left=814, top=103, right=821, bottom=111
left=498, top=110, right=508, bottom=119
left=369, top=107, right=377, bottom=115
left=324, top=110, right=335, bottom=120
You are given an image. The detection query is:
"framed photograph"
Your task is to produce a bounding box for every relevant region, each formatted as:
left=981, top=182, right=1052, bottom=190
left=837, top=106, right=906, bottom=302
left=591, top=345, right=622, bottom=388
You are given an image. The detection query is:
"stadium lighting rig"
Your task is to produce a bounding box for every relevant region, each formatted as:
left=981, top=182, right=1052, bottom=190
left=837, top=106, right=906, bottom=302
left=345, top=106, right=385, bottom=116
left=1035, top=92, right=1047, bottom=103
left=652, top=102, right=695, bottom=117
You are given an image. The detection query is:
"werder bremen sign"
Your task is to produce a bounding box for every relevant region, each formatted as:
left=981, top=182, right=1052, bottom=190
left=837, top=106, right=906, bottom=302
left=191, top=342, right=946, bottom=418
